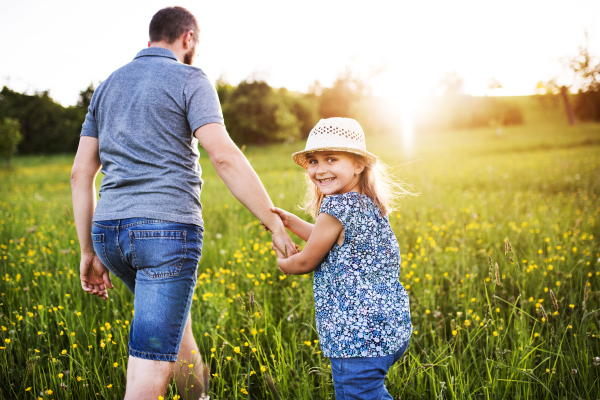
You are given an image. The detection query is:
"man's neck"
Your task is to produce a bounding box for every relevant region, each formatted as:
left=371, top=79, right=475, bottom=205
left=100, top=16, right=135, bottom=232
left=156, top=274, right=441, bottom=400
left=149, top=42, right=184, bottom=63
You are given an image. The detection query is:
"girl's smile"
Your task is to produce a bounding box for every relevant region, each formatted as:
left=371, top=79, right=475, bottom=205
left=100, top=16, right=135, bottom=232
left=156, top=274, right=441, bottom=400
left=306, top=151, right=364, bottom=195
left=318, top=177, right=336, bottom=185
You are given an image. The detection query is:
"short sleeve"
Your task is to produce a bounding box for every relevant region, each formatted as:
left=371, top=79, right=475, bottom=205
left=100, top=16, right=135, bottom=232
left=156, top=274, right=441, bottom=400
left=184, top=69, right=225, bottom=134
left=80, top=104, right=98, bottom=138
left=318, top=194, right=353, bottom=230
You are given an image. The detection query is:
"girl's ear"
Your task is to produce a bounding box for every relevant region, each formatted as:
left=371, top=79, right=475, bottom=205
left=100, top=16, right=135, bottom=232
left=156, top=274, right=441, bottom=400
left=354, top=162, right=365, bottom=176
left=350, top=154, right=366, bottom=176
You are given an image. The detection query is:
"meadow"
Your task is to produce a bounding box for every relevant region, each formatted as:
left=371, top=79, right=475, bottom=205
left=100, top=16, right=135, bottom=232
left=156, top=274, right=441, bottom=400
left=0, top=107, right=599, bottom=399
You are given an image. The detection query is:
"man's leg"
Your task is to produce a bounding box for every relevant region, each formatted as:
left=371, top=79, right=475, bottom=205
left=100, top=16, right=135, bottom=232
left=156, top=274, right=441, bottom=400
left=122, top=221, right=205, bottom=399
left=173, top=313, right=207, bottom=400
left=124, top=356, right=174, bottom=400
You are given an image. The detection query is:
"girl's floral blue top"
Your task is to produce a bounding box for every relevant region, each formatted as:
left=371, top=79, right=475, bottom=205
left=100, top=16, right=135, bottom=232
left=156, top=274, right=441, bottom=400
left=314, top=192, right=412, bottom=358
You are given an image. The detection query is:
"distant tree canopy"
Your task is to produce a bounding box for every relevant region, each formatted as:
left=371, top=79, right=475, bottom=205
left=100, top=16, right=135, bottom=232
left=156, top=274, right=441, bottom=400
left=0, top=72, right=398, bottom=154
left=217, top=79, right=317, bottom=145
left=0, top=117, right=23, bottom=168
left=216, top=72, right=400, bottom=145
left=0, top=87, right=87, bottom=154
left=568, top=34, right=600, bottom=122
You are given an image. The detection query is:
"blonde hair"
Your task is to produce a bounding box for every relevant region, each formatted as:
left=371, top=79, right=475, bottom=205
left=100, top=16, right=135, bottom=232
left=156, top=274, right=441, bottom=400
left=301, top=153, right=417, bottom=219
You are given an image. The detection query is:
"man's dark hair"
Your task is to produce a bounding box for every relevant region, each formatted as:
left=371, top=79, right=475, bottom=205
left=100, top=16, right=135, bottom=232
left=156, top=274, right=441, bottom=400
left=149, top=7, right=199, bottom=44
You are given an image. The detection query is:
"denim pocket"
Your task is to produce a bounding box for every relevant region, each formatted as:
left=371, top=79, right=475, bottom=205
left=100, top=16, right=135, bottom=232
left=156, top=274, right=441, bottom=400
left=129, top=230, right=187, bottom=278
left=92, top=233, right=123, bottom=278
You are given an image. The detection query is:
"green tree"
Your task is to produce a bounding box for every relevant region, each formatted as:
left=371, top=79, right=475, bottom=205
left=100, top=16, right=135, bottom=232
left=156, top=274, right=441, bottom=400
left=568, top=33, right=600, bottom=122
left=78, top=83, right=96, bottom=109
left=0, top=117, right=23, bottom=168
left=318, top=69, right=370, bottom=119
left=0, top=87, right=85, bottom=154
left=221, top=80, right=303, bottom=145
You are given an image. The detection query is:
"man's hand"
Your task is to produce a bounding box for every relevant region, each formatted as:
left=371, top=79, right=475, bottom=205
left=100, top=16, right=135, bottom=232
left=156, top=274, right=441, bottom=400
left=80, top=253, right=113, bottom=300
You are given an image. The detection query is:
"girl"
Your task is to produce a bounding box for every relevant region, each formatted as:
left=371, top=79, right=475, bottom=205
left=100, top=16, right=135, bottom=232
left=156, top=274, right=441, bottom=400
left=270, top=117, right=413, bottom=400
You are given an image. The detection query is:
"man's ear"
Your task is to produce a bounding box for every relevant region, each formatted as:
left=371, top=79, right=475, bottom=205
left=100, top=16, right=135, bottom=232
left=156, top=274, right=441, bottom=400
left=182, top=30, right=194, bottom=50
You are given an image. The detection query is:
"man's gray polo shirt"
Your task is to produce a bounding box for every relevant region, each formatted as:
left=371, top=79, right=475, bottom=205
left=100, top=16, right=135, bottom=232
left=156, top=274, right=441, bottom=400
left=81, top=47, right=224, bottom=226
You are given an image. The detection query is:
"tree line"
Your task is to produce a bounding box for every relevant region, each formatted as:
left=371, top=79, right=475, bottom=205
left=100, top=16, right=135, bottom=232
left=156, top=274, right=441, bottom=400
left=0, top=70, right=401, bottom=157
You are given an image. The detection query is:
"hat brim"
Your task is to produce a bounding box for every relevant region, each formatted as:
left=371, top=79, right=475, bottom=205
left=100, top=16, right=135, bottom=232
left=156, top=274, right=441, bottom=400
left=292, top=147, right=377, bottom=169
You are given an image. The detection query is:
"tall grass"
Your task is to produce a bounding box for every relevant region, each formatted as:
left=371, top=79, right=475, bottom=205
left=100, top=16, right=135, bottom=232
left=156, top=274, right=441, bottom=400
left=0, top=121, right=599, bottom=399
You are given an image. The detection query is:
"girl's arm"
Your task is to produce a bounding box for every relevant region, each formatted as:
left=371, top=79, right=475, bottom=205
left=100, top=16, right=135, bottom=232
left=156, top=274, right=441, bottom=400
left=270, top=207, right=314, bottom=242
left=274, top=213, right=343, bottom=275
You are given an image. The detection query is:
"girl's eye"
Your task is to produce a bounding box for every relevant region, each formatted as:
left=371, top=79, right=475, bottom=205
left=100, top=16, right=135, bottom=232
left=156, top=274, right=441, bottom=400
left=308, top=159, right=317, bottom=165
left=327, top=157, right=335, bottom=162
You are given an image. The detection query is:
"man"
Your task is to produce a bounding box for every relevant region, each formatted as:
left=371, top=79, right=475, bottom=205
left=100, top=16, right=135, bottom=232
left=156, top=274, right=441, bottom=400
left=71, top=7, right=295, bottom=399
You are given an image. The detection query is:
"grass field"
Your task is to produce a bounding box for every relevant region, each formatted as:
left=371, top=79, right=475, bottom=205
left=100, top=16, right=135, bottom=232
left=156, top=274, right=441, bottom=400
left=1, top=109, right=599, bottom=399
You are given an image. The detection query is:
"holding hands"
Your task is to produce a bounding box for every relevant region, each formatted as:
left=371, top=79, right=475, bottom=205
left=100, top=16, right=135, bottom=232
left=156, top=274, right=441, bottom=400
left=265, top=206, right=341, bottom=277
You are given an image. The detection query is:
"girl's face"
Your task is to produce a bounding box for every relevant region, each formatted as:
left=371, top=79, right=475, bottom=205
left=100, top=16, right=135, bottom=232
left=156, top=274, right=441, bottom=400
left=306, top=151, right=364, bottom=196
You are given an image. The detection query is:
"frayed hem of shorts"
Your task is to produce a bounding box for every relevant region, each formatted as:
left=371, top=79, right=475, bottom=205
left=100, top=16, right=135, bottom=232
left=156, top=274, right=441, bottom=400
left=129, top=347, right=177, bottom=362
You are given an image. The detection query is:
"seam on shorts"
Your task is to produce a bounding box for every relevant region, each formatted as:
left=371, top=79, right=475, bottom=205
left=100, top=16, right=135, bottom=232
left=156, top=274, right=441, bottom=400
left=95, top=233, right=122, bottom=278
left=121, top=219, right=171, bottom=229
left=131, top=232, right=187, bottom=240
left=129, top=347, right=177, bottom=361
left=174, top=271, right=197, bottom=358
left=196, top=226, right=204, bottom=264
left=92, top=222, right=118, bottom=229
left=115, top=223, right=128, bottom=266
left=129, top=232, right=141, bottom=270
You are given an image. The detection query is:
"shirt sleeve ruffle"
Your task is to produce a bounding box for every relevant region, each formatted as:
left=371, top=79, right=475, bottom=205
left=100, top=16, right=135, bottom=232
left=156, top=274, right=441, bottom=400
left=318, top=193, right=355, bottom=230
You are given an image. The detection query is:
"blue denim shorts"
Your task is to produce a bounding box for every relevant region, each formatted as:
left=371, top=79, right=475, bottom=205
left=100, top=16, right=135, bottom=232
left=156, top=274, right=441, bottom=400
left=330, top=339, right=410, bottom=400
left=91, top=218, right=203, bottom=362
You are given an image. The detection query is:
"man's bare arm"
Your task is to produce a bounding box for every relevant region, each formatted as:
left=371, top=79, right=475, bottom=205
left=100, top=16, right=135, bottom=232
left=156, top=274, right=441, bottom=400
left=71, top=136, right=113, bottom=299
left=194, top=123, right=297, bottom=255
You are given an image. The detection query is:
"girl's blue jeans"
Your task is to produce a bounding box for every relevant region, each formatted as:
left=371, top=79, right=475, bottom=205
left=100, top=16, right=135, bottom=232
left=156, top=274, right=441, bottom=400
left=330, top=339, right=409, bottom=400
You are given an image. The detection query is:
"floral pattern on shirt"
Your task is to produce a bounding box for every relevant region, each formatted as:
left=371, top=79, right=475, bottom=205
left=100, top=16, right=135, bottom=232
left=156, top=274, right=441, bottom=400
left=314, top=192, right=412, bottom=358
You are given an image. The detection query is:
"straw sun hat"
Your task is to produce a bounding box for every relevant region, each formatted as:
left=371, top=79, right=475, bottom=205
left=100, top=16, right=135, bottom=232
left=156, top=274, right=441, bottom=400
left=292, top=117, right=377, bottom=168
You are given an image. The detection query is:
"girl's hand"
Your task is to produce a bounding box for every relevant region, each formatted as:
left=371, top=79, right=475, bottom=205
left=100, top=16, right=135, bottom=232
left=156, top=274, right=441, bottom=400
left=270, top=207, right=293, bottom=228
left=271, top=243, right=289, bottom=275
left=270, top=242, right=299, bottom=276
left=260, top=207, right=294, bottom=231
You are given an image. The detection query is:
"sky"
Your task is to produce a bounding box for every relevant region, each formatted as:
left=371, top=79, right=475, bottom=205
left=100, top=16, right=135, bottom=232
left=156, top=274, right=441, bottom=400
left=0, top=0, right=599, bottom=107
